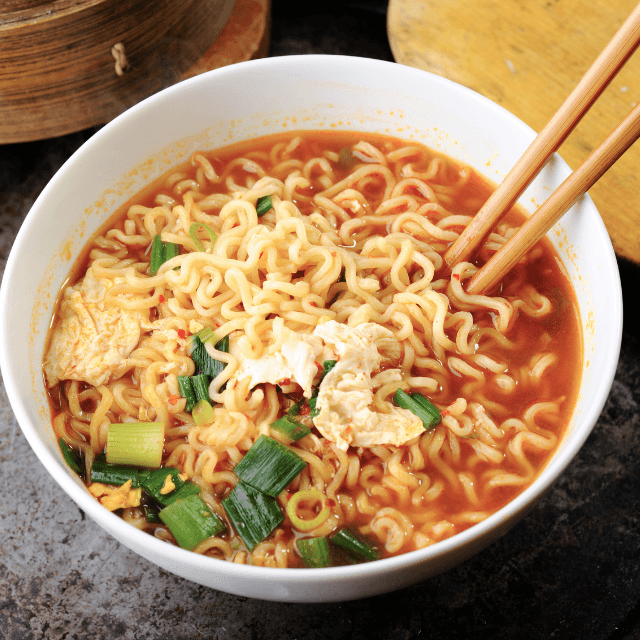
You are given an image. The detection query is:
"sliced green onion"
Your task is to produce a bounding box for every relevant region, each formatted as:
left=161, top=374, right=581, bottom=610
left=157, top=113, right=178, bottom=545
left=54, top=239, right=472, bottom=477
left=106, top=422, right=164, bottom=468
left=91, top=454, right=144, bottom=487
left=177, top=376, right=197, bottom=412
left=192, top=399, right=215, bottom=426
left=159, top=494, right=225, bottom=550
left=410, top=392, right=442, bottom=427
left=297, top=536, right=331, bottom=568
left=286, top=488, right=331, bottom=532
left=191, top=336, right=219, bottom=378
left=308, top=395, right=319, bottom=418
left=191, top=335, right=228, bottom=380
left=143, top=503, right=162, bottom=523
left=271, top=415, right=311, bottom=442
left=321, top=360, right=337, bottom=377
left=189, top=222, right=217, bottom=252
left=194, top=326, right=217, bottom=344
left=309, top=359, right=337, bottom=418
left=393, top=389, right=441, bottom=430
left=234, top=435, right=306, bottom=497
left=149, top=236, right=179, bottom=276
left=222, top=481, right=284, bottom=551
left=215, top=334, right=229, bottom=353
left=162, top=481, right=202, bottom=505
left=141, top=467, right=201, bottom=507
left=149, top=234, right=165, bottom=276
left=59, top=438, right=83, bottom=476
left=163, top=242, right=180, bottom=262
left=256, top=195, right=273, bottom=217
left=190, top=374, right=211, bottom=404
left=330, top=527, right=379, bottom=561
left=286, top=398, right=303, bottom=417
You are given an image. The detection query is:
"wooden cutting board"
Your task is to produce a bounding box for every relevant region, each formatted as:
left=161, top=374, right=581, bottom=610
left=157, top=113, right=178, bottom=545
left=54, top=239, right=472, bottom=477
left=388, top=0, right=640, bottom=264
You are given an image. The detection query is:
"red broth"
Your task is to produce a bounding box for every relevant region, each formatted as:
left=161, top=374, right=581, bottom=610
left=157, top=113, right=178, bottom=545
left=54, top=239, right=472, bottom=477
left=44, top=131, right=581, bottom=567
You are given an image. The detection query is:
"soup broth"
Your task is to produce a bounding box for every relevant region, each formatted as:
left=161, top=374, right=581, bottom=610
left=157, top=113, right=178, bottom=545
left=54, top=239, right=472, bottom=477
left=44, top=130, right=581, bottom=568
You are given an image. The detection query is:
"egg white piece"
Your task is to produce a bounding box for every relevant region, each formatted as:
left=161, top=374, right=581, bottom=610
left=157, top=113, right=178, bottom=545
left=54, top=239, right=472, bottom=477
left=313, top=321, right=424, bottom=450
left=229, top=320, right=424, bottom=449
left=230, top=325, right=323, bottom=398
left=43, top=268, right=150, bottom=388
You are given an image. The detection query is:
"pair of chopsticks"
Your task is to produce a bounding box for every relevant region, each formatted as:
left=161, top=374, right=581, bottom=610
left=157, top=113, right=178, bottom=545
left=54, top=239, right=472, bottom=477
left=444, top=1, right=640, bottom=295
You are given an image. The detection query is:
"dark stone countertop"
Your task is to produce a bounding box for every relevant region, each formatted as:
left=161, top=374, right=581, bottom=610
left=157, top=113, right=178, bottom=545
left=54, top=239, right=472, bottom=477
left=1, top=2, right=639, bottom=638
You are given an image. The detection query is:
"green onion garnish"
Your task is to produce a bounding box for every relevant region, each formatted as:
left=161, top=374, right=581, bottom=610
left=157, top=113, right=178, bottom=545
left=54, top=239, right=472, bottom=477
left=143, top=503, right=162, bottom=523
left=106, top=422, right=164, bottom=468
left=159, top=494, right=225, bottom=550
left=194, top=326, right=218, bottom=344
left=149, top=234, right=165, bottom=276
left=286, top=488, right=331, bottom=532
left=188, top=222, right=217, bottom=252
left=192, top=398, right=215, bottom=426
left=177, top=376, right=197, bottom=413
left=191, top=336, right=220, bottom=379
left=270, top=415, right=311, bottom=442
left=191, top=335, right=228, bottom=380
left=149, top=235, right=180, bottom=276
left=286, top=398, right=303, bottom=417
left=215, top=334, right=229, bottom=353
left=59, top=438, right=83, bottom=476
left=393, top=389, right=441, bottom=430
left=233, top=435, right=306, bottom=497
left=321, top=360, right=337, bottom=377
left=256, top=195, right=273, bottom=217
left=162, top=481, right=202, bottom=506
left=163, top=242, right=180, bottom=262
left=297, top=537, right=331, bottom=568
left=309, top=359, right=337, bottom=418
left=410, top=392, right=442, bottom=427
left=330, top=527, right=379, bottom=562
left=222, top=481, right=284, bottom=551
left=140, top=467, right=201, bottom=507
left=190, top=374, right=211, bottom=404
left=90, top=454, right=146, bottom=487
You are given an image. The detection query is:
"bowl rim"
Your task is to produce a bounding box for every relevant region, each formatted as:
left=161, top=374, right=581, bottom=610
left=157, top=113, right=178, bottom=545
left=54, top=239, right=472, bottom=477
left=0, top=54, right=623, bottom=587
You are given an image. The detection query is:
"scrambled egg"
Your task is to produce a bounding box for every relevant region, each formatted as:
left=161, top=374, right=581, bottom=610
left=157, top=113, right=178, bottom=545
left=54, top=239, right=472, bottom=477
left=88, top=480, right=141, bottom=511
left=43, top=268, right=150, bottom=388
left=313, top=322, right=424, bottom=450
left=230, top=320, right=424, bottom=450
left=231, top=324, right=323, bottom=398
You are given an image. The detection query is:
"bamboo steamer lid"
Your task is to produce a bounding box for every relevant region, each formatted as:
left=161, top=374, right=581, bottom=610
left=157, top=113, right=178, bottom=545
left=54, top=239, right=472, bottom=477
left=0, top=0, right=270, bottom=143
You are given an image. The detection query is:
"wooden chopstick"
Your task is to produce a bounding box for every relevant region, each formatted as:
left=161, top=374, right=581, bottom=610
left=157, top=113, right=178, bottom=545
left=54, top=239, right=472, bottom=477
left=466, top=99, right=640, bottom=295
left=443, top=1, right=640, bottom=272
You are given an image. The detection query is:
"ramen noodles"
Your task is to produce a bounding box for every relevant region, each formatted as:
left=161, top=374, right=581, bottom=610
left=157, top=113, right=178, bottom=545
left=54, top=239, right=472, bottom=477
left=44, top=131, right=581, bottom=568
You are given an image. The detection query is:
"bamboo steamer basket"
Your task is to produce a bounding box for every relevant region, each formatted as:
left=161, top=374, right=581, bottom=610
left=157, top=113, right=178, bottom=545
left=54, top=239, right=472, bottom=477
left=0, top=0, right=262, bottom=143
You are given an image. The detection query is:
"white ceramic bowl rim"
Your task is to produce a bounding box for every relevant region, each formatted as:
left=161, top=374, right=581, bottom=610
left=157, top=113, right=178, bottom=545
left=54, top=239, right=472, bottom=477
left=0, top=54, right=622, bottom=596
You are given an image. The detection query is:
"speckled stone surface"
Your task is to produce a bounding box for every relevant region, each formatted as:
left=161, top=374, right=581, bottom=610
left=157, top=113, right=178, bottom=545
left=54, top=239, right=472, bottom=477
left=1, top=2, right=640, bottom=639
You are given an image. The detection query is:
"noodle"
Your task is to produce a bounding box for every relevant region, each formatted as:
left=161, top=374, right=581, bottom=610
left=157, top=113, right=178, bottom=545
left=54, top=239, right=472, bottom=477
left=43, top=130, right=581, bottom=567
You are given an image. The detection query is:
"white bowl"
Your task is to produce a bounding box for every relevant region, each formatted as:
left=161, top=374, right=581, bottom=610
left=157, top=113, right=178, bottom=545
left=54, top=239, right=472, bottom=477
left=0, top=55, right=622, bottom=603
